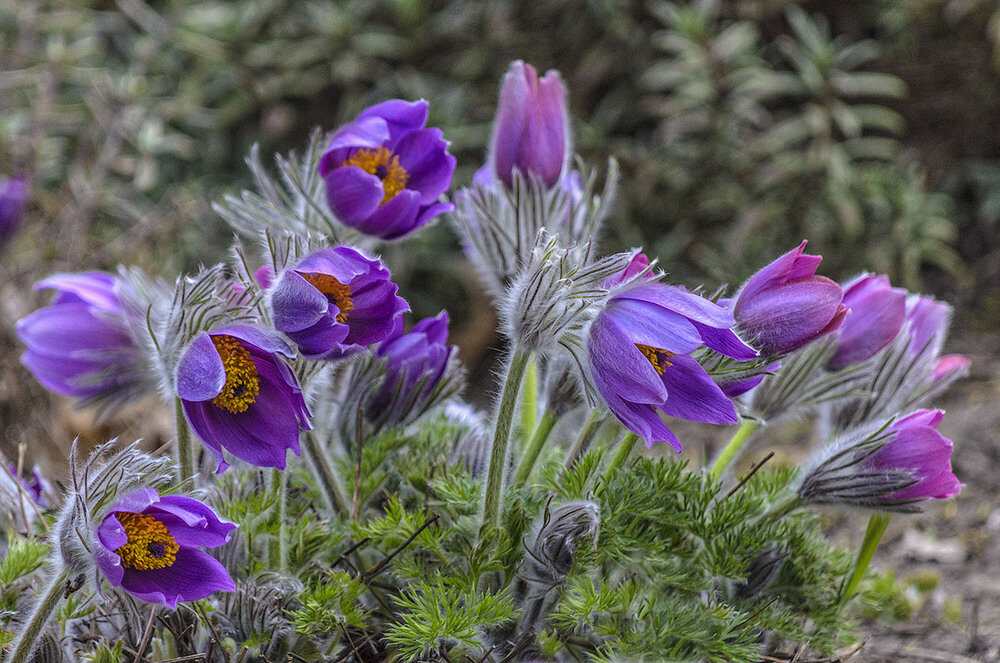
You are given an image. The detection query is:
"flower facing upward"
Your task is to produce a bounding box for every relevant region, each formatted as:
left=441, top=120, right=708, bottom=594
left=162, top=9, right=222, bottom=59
left=733, top=241, right=847, bottom=356
left=94, top=488, right=235, bottom=607
left=826, top=274, right=907, bottom=371
left=177, top=325, right=310, bottom=472
left=318, top=99, right=456, bottom=239
left=588, top=254, right=758, bottom=451
left=488, top=60, right=570, bottom=188
left=270, top=246, right=409, bottom=360
left=0, top=174, right=28, bottom=246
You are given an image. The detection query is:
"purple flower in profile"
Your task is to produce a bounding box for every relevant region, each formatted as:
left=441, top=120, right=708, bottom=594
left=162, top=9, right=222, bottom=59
left=0, top=174, right=28, bottom=246
left=588, top=255, right=757, bottom=451
left=9, top=465, right=52, bottom=508
left=718, top=361, right=780, bottom=398
left=905, top=294, right=952, bottom=356
left=488, top=61, right=569, bottom=188
left=94, top=488, right=235, bottom=607
left=270, top=247, right=409, bottom=360
left=868, top=410, right=963, bottom=503
left=17, top=273, right=146, bottom=403
left=177, top=325, right=310, bottom=472
left=931, top=354, right=969, bottom=383
left=826, top=274, right=907, bottom=371
left=733, top=241, right=847, bottom=356
left=318, top=99, right=456, bottom=240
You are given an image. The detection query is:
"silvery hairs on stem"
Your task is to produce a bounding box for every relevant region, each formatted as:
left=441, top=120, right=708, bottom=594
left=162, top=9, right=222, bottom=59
left=444, top=401, right=492, bottom=478
left=450, top=159, right=618, bottom=301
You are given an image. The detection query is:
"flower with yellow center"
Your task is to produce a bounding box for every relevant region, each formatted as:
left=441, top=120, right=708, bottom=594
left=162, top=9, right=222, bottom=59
left=114, top=512, right=180, bottom=571
left=341, top=146, right=409, bottom=204
left=635, top=344, right=676, bottom=375
left=298, top=272, right=355, bottom=324
left=211, top=335, right=260, bottom=414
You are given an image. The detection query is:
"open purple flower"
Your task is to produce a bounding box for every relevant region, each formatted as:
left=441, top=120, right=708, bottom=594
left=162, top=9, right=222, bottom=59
left=270, top=247, right=409, bottom=360
left=318, top=99, right=456, bottom=240
left=588, top=255, right=757, bottom=451
left=733, top=241, right=846, bottom=356
left=488, top=61, right=570, bottom=188
left=94, top=488, right=235, bottom=607
left=868, top=410, right=963, bottom=503
left=177, top=325, right=310, bottom=472
left=826, top=274, right=907, bottom=371
left=0, top=174, right=28, bottom=246
left=17, top=272, right=146, bottom=403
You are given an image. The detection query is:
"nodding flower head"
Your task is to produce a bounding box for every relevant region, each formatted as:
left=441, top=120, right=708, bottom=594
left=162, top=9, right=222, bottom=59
left=318, top=99, right=456, bottom=240
left=826, top=274, right=907, bottom=371
left=905, top=294, right=953, bottom=357
left=177, top=325, right=310, bottom=472
left=0, top=174, right=28, bottom=245
left=269, top=246, right=409, bottom=360
left=17, top=272, right=150, bottom=408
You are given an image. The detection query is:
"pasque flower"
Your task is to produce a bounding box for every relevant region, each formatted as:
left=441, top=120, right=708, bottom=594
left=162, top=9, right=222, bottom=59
left=826, top=274, right=907, bottom=371
left=269, top=246, right=409, bottom=360
left=588, top=255, right=757, bottom=451
left=9, top=465, right=52, bottom=508
left=318, top=99, right=456, bottom=239
left=94, top=487, right=236, bottom=607
left=733, top=241, right=847, bottom=356
left=905, top=294, right=952, bottom=356
left=0, top=174, right=28, bottom=245
left=17, top=272, right=147, bottom=404
left=177, top=325, right=310, bottom=471
left=870, top=410, right=963, bottom=502
left=488, top=61, right=569, bottom=188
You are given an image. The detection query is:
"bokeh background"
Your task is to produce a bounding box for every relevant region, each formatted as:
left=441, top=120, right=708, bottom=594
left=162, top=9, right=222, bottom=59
left=2, top=1, right=999, bottom=659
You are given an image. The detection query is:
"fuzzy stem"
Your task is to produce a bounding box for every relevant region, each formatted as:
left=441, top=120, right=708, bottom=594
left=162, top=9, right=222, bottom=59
left=270, top=468, right=288, bottom=573
left=301, top=432, right=349, bottom=518
left=520, top=358, right=538, bottom=440
left=603, top=432, right=640, bottom=482
left=174, top=398, right=194, bottom=483
left=480, top=345, right=531, bottom=538
left=841, top=512, right=891, bottom=602
left=709, top=420, right=762, bottom=480
left=10, top=565, right=71, bottom=663
left=564, top=410, right=603, bottom=470
left=763, top=493, right=802, bottom=522
left=512, top=409, right=559, bottom=489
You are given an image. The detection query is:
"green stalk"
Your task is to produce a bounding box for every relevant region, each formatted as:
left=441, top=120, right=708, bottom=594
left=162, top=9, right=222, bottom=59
left=563, top=410, right=603, bottom=470
left=479, top=345, right=531, bottom=539
left=841, top=513, right=891, bottom=602
left=519, top=358, right=538, bottom=440
left=603, top=432, right=639, bottom=483
left=512, top=409, right=559, bottom=489
left=174, top=398, right=194, bottom=483
left=301, top=432, right=350, bottom=518
left=270, top=468, right=288, bottom=573
left=709, top=420, right=762, bottom=480
left=10, top=566, right=71, bottom=663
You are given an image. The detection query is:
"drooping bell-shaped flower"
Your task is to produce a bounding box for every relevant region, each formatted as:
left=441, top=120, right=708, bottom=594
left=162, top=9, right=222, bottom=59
left=0, top=174, right=28, bottom=246
left=177, top=325, right=310, bottom=471
left=587, top=254, right=757, bottom=451
left=94, top=487, right=236, bottom=607
left=487, top=61, right=570, bottom=189
left=732, top=241, right=846, bottom=356
left=826, top=274, right=907, bottom=371
left=17, top=272, right=148, bottom=406
left=318, top=99, right=456, bottom=240
left=269, top=246, right=409, bottom=360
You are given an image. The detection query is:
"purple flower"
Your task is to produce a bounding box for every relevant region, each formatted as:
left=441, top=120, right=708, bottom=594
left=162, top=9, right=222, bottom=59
left=733, top=241, right=847, bottom=356
left=270, top=246, right=409, bottom=360
left=718, top=361, right=780, bottom=398
left=94, top=488, right=235, bottom=607
left=931, top=354, right=969, bottom=383
left=177, top=325, right=310, bottom=472
left=826, top=274, right=907, bottom=371
left=488, top=61, right=569, bottom=188
left=905, top=294, right=952, bottom=356
left=17, top=272, right=145, bottom=402
left=867, top=410, right=963, bottom=502
left=318, top=99, right=456, bottom=240
left=9, top=465, right=52, bottom=508
left=0, top=174, right=28, bottom=246
left=588, top=255, right=757, bottom=451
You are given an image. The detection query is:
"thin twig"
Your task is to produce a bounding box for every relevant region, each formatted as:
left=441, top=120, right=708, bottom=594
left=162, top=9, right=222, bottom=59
left=723, top=452, right=775, bottom=500
left=362, top=514, right=440, bottom=580
left=132, top=607, right=158, bottom=662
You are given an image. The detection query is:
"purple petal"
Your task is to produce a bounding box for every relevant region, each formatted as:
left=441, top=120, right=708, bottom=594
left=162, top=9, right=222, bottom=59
left=270, top=270, right=331, bottom=334
left=588, top=313, right=667, bottom=405
left=658, top=354, right=738, bottom=425
left=617, top=284, right=735, bottom=329
left=119, top=547, right=235, bottom=608
left=153, top=496, right=237, bottom=548
left=324, top=166, right=384, bottom=225
left=355, top=189, right=421, bottom=239
left=691, top=321, right=758, bottom=361
left=603, top=298, right=703, bottom=355
left=36, top=272, right=120, bottom=311
left=176, top=333, right=226, bottom=402
left=358, top=99, right=429, bottom=144
left=213, top=325, right=294, bottom=358
left=395, top=128, right=456, bottom=203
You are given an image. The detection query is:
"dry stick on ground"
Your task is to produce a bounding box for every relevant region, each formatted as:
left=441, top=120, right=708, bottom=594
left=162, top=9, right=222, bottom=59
left=132, top=607, right=158, bottom=663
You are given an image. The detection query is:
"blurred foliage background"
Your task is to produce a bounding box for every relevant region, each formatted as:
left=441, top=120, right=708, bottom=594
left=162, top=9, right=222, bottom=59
left=2, top=0, right=1000, bottom=460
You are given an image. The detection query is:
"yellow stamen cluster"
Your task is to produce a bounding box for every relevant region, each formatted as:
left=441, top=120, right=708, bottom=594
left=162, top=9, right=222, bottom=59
left=636, top=344, right=676, bottom=375
left=114, top=512, right=179, bottom=571
left=299, top=272, right=355, bottom=324
left=341, top=146, right=409, bottom=204
left=211, top=335, right=260, bottom=414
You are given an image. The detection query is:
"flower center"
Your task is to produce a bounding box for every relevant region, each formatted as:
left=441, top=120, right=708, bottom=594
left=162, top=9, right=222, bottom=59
left=636, top=344, right=676, bottom=375
left=341, top=146, right=409, bottom=204
left=211, top=335, right=260, bottom=414
left=298, top=272, right=355, bottom=324
left=114, top=512, right=179, bottom=571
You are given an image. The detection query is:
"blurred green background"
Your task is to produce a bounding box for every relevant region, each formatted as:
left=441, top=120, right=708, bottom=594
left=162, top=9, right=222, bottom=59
left=2, top=0, right=999, bottom=459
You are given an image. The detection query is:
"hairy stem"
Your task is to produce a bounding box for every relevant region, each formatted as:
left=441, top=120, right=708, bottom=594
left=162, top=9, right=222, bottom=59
left=512, top=409, right=559, bottom=488
left=480, top=345, right=531, bottom=538
left=174, top=398, right=194, bottom=483
left=270, top=468, right=288, bottom=573
left=520, top=358, right=538, bottom=440
left=709, top=420, right=762, bottom=480
left=301, top=432, right=349, bottom=518
left=603, top=432, right=639, bottom=483
left=10, top=565, right=71, bottom=663
left=564, top=410, right=603, bottom=470
left=841, top=513, right=891, bottom=602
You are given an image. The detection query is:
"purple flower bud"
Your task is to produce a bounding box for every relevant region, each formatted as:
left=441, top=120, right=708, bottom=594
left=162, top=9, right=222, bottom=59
left=0, top=174, right=28, bottom=246
left=588, top=255, right=757, bottom=450
left=905, top=294, right=952, bottom=357
left=94, top=487, right=236, bottom=607
left=931, top=354, right=969, bottom=383
left=733, top=241, right=847, bottom=356
left=825, top=274, right=907, bottom=371
left=269, top=246, right=409, bottom=360
left=9, top=464, right=52, bottom=508
left=488, top=61, right=570, bottom=188
left=318, top=99, right=456, bottom=240
left=868, top=410, right=963, bottom=502
left=718, top=361, right=780, bottom=398
left=177, top=325, right=310, bottom=472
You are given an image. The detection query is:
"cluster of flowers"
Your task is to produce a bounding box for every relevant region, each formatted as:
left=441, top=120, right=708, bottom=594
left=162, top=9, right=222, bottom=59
left=7, top=59, right=965, bottom=657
